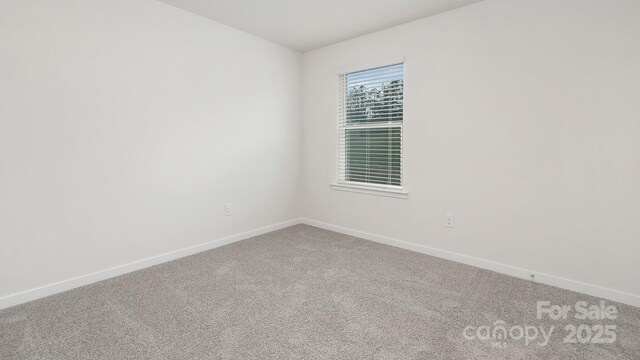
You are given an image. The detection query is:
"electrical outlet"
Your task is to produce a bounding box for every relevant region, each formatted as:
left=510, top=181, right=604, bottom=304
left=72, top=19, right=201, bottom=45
left=445, top=213, right=455, bottom=228
left=224, top=203, right=232, bottom=216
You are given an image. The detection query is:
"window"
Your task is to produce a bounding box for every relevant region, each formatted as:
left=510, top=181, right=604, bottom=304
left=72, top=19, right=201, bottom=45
left=336, top=62, right=404, bottom=194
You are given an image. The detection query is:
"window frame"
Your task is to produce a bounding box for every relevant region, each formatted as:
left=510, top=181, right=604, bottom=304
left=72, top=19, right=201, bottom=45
left=331, top=58, right=408, bottom=199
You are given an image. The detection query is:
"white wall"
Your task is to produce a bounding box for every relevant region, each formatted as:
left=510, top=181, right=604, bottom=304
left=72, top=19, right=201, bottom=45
left=302, top=0, right=640, bottom=299
left=0, top=0, right=301, bottom=299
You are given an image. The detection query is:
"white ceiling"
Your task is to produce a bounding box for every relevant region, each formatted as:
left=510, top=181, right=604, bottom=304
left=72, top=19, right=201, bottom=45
left=159, top=0, right=484, bottom=52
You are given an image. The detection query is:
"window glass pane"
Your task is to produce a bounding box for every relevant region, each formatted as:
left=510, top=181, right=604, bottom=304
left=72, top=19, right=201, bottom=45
left=346, top=127, right=401, bottom=186
left=345, top=64, right=403, bottom=124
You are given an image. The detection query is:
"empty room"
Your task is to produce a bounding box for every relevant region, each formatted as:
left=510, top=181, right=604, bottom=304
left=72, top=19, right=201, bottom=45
left=1, top=0, right=639, bottom=359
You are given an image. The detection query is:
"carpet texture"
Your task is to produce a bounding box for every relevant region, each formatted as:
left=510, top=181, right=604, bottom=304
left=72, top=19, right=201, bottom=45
left=1, top=224, right=639, bottom=359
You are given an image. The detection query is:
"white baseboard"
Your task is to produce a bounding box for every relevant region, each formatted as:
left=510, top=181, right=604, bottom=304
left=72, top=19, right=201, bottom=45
left=4, top=218, right=638, bottom=310
left=0, top=219, right=302, bottom=310
left=301, top=218, right=640, bottom=308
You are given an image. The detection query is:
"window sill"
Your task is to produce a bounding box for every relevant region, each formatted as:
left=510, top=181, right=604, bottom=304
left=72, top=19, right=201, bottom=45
left=330, top=183, right=409, bottom=199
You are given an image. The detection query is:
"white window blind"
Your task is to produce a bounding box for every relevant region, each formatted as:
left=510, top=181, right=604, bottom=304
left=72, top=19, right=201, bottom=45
left=337, top=63, right=404, bottom=188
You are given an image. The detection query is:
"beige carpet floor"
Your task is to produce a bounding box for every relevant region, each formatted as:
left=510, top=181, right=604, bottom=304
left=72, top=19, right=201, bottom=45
left=1, top=224, right=639, bottom=359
